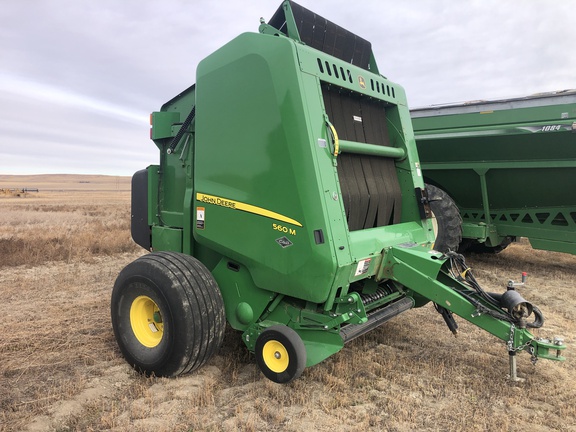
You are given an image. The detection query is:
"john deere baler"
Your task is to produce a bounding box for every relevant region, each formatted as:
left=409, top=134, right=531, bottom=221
left=112, top=1, right=565, bottom=383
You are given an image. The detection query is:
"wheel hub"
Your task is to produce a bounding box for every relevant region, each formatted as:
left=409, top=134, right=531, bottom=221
left=130, top=295, right=164, bottom=348
left=262, top=340, right=289, bottom=373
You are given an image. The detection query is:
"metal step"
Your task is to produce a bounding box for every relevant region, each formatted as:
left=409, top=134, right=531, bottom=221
left=340, top=297, right=414, bottom=344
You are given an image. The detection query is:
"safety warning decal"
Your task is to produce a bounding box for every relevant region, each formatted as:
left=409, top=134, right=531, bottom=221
left=196, top=207, right=205, bottom=229
left=354, top=258, right=371, bottom=276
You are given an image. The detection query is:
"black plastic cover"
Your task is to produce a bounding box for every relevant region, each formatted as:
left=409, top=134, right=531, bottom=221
left=131, top=169, right=151, bottom=250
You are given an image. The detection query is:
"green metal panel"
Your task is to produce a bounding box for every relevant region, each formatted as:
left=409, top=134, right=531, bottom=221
left=151, top=226, right=182, bottom=252
left=193, top=32, right=337, bottom=304
left=462, top=221, right=488, bottom=240
left=210, top=258, right=273, bottom=331
left=148, top=87, right=196, bottom=254
left=150, top=112, right=180, bottom=141
left=147, top=165, right=159, bottom=227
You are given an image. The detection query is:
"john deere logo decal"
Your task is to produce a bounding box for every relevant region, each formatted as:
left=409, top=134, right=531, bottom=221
left=276, top=236, right=293, bottom=248
left=358, top=75, right=366, bottom=89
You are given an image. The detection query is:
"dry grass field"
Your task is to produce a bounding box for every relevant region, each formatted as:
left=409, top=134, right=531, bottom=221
left=1, top=175, right=575, bottom=432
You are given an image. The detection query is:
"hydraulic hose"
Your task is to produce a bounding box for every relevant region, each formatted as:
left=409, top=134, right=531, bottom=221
left=527, top=306, right=544, bottom=329
left=326, top=121, right=339, bottom=157
left=444, top=251, right=545, bottom=327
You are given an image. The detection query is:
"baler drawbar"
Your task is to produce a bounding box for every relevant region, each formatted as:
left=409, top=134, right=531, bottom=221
left=111, top=0, right=565, bottom=383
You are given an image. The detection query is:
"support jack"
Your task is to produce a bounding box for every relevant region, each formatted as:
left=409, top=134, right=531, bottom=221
left=508, top=351, right=525, bottom=382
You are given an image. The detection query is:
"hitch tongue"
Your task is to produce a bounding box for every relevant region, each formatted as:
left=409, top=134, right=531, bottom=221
left=530, top=337, right=566, bottom=362
left=506, top=325, right=566, bottom=381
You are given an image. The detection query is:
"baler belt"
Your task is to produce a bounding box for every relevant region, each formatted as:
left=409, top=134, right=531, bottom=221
left=322, top=85, right=402, bottom=230
left=337, top=154, right=401, bottom=230
left=268, top=1, right=372, bottom=71
left=361, top=156, right=381, bottom=228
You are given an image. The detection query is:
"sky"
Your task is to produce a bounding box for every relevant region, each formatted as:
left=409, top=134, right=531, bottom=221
left=1, top=0, right=574, bottom=175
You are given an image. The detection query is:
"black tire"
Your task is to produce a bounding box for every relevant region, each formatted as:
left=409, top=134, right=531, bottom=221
left=255, top=325, right=307, bottom=384
left=426, top=184, right=462, bottom=253
left=111, top=251, right=225, bottom=377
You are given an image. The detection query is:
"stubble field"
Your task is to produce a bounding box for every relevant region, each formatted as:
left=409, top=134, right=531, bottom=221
left=1, top=175, right=575, bottom=431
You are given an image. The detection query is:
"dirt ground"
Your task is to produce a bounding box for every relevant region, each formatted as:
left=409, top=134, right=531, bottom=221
left=1, top=180, right=574, bottom=431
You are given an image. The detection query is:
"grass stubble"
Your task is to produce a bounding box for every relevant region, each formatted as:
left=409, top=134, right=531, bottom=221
left=0, top=187, right=574, bottom=432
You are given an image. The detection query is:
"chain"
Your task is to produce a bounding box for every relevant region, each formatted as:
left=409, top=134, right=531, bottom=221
left=507, top=324, right=535, bottom=357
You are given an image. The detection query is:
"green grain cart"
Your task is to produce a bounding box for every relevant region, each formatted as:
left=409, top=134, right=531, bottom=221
left=111, top=1, right=565, bottom=383
left=412, top=90, right=576, bottom=255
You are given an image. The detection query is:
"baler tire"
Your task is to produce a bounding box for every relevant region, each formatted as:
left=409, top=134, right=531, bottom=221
left=111, top=252, right=225, bottom=378
left=426, top=184, right=462, bottom=253
left=255, top=325, right=306, bottom=384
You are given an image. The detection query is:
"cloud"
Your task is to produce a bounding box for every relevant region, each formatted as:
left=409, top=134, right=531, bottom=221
left=368, top=0, right=576, bottom=105
left=0, top=74, right=147, bottom=125
left=0, top=0, right=574, bottom=175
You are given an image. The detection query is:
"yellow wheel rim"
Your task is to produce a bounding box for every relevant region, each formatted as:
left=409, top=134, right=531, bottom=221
left=262, top=340, right=289, bottom=373
left=130, top=295, right=164, bottom=348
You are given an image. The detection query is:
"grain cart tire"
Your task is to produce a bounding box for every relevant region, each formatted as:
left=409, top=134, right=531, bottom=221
left=111, top=251, right=225, bottom=377
left=426, top=184, right=462, bottom=253
left=255, top=325, right=306, bottom=384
